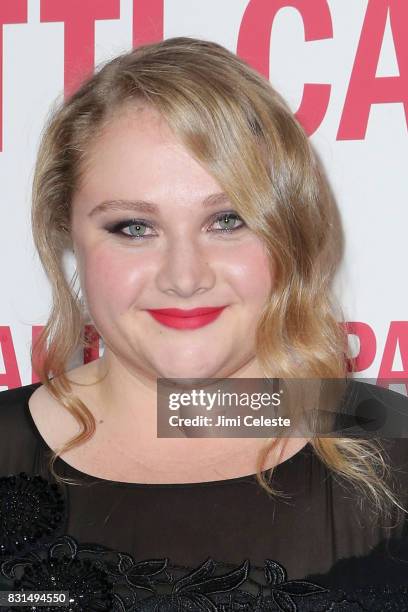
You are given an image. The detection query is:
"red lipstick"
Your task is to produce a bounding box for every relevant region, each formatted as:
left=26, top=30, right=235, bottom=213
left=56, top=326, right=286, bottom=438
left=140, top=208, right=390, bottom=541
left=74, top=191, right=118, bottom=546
left=146, top=306, right=226, bottom=330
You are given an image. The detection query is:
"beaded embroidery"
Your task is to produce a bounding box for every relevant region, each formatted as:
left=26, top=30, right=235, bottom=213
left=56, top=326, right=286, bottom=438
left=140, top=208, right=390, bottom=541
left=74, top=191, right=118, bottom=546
left=0, top=473, right=66, bottom=557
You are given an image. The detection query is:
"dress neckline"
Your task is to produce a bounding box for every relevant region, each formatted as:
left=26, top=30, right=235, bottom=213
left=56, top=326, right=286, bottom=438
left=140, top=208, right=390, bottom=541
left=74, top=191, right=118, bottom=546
left=23, top=381, right=312, bottom=489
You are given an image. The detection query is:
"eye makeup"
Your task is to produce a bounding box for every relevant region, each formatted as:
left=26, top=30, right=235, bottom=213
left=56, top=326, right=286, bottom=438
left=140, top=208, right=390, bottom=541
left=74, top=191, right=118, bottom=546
left=103, top=211, right=246, bottom=240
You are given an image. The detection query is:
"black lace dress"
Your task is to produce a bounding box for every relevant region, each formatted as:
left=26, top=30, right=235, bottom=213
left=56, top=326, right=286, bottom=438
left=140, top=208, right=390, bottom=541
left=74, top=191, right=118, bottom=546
left=1, top=381, right=408, bottom=611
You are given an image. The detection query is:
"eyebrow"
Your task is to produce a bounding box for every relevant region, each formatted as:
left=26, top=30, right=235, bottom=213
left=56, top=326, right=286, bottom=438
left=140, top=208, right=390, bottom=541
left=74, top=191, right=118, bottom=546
left=88, top=192, right=230, bottom=217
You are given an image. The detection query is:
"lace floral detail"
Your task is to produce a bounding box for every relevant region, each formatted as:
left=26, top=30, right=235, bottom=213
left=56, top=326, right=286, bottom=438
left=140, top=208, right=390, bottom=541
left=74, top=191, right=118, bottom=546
left=1, top=473, right=408, bottom=611
left=0, top=533, right=333, bottom=611
left=2, top=534, right=408, bottom=611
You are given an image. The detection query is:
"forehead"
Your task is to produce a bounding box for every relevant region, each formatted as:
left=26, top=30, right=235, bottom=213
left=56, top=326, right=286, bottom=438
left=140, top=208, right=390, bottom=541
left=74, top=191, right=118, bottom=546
left=74, top=103, right=221, bottom=205
left=85, top=103, right=183, bottom=164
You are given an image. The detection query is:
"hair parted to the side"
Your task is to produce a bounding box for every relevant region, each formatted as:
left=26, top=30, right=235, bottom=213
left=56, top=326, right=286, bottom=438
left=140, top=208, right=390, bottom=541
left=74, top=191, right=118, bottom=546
left=31, top=36, right=407, bottom=527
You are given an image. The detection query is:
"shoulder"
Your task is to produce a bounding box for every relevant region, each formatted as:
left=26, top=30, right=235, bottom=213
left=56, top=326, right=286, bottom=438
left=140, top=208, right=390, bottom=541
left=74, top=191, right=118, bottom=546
left=321, top=380, right=408, bottom=495
left=342, top=379, right=408, bottom=439
left=345, top=378, right=408, bottom=409
left=0, top=381, right=42, bottom=405
left=343, top=379, right=408, bottom=497
left=349, top=379, right=408, bottom=450
left=0, top=381, right=42, bottom=423
left=0, top=382, right=43, bottom=475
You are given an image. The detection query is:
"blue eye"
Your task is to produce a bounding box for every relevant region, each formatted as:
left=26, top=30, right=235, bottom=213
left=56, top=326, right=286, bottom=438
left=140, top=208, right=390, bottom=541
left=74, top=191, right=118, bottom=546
left=120, top=221, right=150, bottom=238
left=212, top=212, right=244, bottom=233
left=104, top=211, right=245, bottom=240
left=105, top=219, right=154, bottom=239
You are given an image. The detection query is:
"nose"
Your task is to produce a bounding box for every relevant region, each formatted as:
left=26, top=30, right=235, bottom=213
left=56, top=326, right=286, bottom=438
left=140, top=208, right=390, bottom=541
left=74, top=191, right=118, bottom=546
left=155, top=238, right=216, bottom=298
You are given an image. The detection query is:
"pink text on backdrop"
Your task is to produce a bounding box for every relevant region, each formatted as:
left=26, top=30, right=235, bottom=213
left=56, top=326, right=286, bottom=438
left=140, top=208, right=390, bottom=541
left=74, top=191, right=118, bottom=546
left=0, top=0, right=407, bottom=150
left=0, top=322, right=407, bottom=391
left=40, top=0, right=163, bottom=96
left=0, top=0, right=27, bottom=152
left=238, top=0, right=408, bottom=138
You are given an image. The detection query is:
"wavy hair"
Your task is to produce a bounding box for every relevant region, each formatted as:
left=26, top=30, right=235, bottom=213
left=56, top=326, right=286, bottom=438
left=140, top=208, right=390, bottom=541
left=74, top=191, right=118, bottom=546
left=31, top=36, right=406, bottom=528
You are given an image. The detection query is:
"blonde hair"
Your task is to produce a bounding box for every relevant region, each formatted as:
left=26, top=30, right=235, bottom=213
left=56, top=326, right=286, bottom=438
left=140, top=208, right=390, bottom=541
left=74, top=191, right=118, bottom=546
left=31, top=36, right=406, bottom=528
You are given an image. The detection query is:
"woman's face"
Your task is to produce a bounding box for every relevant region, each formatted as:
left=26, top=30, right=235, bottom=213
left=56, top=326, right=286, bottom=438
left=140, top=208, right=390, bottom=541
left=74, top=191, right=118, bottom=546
left=71, top=104, right=274, bottom=380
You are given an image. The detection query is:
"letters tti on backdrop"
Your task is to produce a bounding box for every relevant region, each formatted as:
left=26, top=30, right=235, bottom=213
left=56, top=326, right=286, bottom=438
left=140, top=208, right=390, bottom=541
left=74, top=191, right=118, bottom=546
left=0, top=0, right=406, bottom=392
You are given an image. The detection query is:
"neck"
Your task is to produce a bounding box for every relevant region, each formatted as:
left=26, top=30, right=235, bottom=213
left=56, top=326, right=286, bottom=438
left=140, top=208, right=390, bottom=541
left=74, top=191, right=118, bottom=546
left=64, top=351, right=286, bottom=478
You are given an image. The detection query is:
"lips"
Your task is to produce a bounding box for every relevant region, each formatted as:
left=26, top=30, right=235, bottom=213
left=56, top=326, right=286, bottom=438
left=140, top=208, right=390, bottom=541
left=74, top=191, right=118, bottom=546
left=146, top=306, right=226, bottom=330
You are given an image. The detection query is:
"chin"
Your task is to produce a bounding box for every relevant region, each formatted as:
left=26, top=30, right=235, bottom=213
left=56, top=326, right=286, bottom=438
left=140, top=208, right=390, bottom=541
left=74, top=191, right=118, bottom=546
left=156, top=362, right=219, bottom=381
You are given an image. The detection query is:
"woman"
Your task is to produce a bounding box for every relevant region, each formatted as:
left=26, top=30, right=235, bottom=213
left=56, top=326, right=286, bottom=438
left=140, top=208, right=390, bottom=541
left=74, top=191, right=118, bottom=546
left=1, top=37, right=408, bottom=610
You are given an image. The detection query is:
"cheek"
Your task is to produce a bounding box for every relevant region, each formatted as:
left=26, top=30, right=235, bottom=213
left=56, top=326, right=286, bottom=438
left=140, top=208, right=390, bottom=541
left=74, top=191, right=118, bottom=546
left=76, top=245, right=154, bottom=311
left=226, top=242, right=274, bottom=304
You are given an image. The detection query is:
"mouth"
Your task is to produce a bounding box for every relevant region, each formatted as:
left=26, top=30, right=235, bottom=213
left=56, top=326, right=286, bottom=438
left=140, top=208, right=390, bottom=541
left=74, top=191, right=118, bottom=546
left=146, top=306, right=227, bottom=330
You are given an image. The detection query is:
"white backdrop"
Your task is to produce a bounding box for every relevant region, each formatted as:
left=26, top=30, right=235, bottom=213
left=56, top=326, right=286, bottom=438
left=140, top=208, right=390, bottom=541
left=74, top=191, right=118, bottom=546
left=0, top=0, right=406, bottom=392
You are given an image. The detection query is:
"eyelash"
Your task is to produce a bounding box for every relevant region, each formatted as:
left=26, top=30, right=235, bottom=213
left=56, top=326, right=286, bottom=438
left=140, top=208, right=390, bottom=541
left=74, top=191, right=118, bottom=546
left=104, top=211, right=245, bottom=240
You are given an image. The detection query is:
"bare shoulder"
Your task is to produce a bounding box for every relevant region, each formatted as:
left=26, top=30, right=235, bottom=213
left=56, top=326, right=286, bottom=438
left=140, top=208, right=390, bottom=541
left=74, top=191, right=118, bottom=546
left=28, top=361, right=102, bottom=450
left=28, top=385, right=77, bottom=452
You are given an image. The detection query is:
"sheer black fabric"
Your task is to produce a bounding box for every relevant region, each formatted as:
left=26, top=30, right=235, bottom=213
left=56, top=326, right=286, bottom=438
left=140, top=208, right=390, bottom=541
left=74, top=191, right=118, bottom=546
left=1, top=381, right=408, bottom=611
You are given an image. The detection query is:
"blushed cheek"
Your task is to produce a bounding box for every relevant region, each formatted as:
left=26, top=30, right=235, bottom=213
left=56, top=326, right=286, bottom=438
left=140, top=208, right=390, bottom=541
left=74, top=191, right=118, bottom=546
left=75, top=246, right=152, bottom=315
left=229, top=242, right=274, bottom=305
